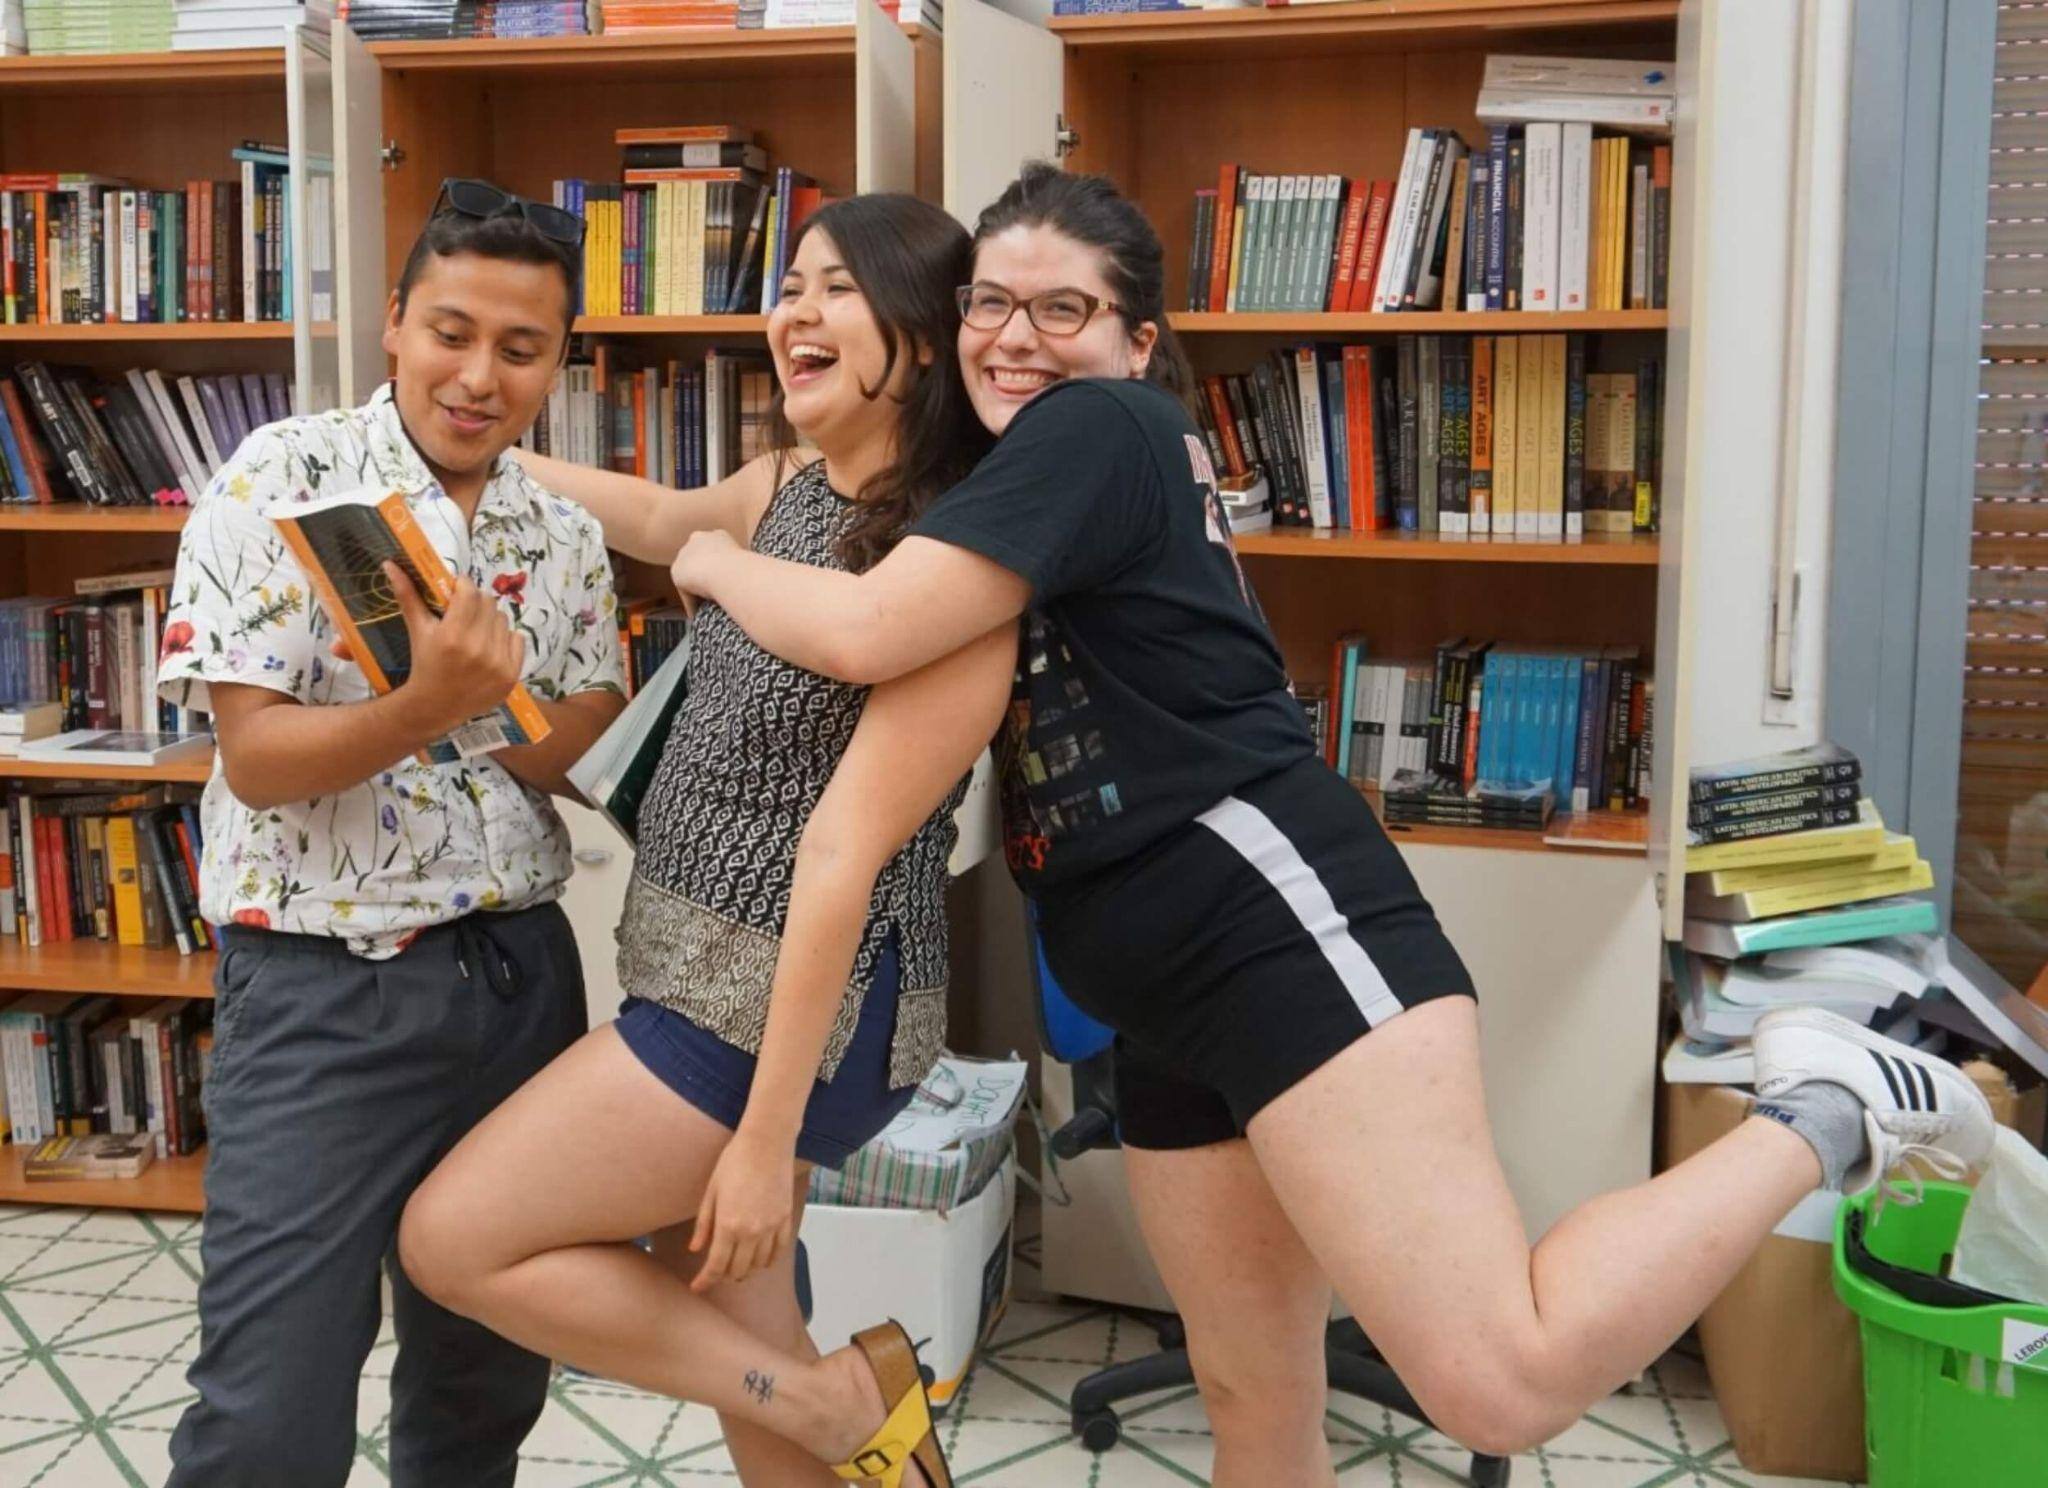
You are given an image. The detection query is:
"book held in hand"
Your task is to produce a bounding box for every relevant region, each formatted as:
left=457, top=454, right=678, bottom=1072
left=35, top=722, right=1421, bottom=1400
left=270, top=489, right=552, bottom=765
left=568, top=640, right=688, bottom=844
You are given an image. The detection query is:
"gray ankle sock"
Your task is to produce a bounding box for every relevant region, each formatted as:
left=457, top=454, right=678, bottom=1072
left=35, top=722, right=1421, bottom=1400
left=1752, top=1081, right=1869, bottom=1191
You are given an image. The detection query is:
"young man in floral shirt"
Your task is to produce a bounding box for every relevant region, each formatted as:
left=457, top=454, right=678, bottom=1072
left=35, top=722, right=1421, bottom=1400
left=158, top=186, right=626, bottom=1488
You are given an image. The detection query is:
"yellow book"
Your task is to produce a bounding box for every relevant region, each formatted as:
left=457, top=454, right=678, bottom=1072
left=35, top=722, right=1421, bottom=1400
left=1538, top=333, right=1566, bottom=539
left=1492, top=336, right=1520, bottom=537
left=106, top=816, right=144, bottom=947
left=1515, top=331, right=1542, bottom=538
left=1684, top=803, right=1887, bottom=872
left=687, top=182, right=707, bottom=317
left=1588, top=138, right=1609, bottom=311
left=1704, top=833, right=1920, bottom=896
left=1688, top=859, right=1935, bottom=922
left=1610, top=140, right=1630, bottom=309
left=82, top=816, right=109, bottom=940
left=759, top=191, right=780, bottom=310
left=1607, top=371, right=1637, bottom=538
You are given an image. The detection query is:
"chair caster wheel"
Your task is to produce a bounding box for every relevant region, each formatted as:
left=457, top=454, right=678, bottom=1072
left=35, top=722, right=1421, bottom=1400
left=1154, top=1317, right=1186, bottom=1350
left=1469, top=1455, right=1511, bottom=1487
left=919, top=1362, right=935, bottom=1389
left=1076, top=1409, right=1122, bottom=1453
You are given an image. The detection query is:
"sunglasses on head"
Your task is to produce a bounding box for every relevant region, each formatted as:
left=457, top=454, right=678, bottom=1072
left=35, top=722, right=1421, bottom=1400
left=433, top=178, right=586, bottom=248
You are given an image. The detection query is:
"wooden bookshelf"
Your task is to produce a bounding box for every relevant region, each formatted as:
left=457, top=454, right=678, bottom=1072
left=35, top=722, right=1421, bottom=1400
left=1171, top=310, right=1669, bottom=334
left=1234, top=529, right=1658, bottom=564
left=0, top=940, right=214, bottom=999
left=0, top=1143, right=205, bottom=1214
left=0, top=322, right=296, bottom=343
left=0, top=749, right=214, bottom=785
left=0, top=505, right=190, bottom=532
left=1051, top=0, right=1677, bottom=58
left=0, top=48, right=283, bottom=91
left=574, top=315, right=771, bottom=337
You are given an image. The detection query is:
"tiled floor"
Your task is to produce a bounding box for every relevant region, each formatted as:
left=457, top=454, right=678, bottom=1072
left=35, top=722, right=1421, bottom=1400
left=0, top=1200, right=1860, bottom=1487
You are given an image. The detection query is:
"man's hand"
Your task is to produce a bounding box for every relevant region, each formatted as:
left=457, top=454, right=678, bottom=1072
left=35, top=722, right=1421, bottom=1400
left=385, top=563, right=526, bottom=738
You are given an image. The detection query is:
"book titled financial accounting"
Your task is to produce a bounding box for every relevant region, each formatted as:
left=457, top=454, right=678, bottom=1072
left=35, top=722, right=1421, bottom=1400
left=24, top=1133, right=155, bottom=1182
left=270, top=490, right=551, bottom=766
left=15, top=730, right=212, bottom=767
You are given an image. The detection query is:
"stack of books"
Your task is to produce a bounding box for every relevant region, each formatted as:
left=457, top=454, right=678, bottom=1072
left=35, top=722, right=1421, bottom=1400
left=517, top=344, right=774, bottom=486
left=1300, top=637, right=1651, bottom=827
left=1, top=992, right=210, bottom=1159
left=1195, top=334, right=1661, bottom=536
left=0, top=361, right=290, bottom=509
left=21, top=0, right=173, bottom=55
left=172, top=0, right=333, bottom=49
left=596, top=0, right=735, bottom=31
left=334, top=0, right=457, bottom=35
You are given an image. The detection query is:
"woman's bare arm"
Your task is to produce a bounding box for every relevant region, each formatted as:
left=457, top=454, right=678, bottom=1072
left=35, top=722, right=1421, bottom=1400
left=514, top=449, right=778, bottom=564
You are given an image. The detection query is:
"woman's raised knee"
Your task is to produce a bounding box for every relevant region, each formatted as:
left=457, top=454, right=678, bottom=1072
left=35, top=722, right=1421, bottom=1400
left=395, top=1181, right=485, bottom=1314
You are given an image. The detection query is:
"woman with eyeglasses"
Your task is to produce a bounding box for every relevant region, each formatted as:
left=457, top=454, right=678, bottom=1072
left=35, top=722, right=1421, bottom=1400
left=395, top=192, right=1006, bottom=1488
left=635, top=163, right=1995, bottom=1485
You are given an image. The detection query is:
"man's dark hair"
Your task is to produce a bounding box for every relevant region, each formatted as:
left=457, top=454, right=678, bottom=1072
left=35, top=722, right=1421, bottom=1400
left=393, top=205, right=580, bottom=339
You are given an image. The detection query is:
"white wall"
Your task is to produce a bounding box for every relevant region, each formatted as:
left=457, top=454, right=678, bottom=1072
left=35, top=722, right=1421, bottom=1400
left=1663, top=0, right=1851, bottom=775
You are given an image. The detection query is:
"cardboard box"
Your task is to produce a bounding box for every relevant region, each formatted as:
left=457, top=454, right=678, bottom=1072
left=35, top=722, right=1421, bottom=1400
left=800, top=1153, right=1015, bottom=1409
left=1659, top=1063, right=2046, bottom=1480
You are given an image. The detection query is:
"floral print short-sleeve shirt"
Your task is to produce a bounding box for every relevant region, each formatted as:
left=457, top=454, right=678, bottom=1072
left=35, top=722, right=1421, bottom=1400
left=158, top=382, right=624, bottom=958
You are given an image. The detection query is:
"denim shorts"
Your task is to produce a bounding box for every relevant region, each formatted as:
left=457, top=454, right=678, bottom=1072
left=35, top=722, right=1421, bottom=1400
left=614, top=932, right=917, bottom=1168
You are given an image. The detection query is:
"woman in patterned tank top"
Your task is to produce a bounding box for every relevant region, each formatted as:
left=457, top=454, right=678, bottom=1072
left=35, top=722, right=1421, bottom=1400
left=397, top=196, right=1006, bottom=1488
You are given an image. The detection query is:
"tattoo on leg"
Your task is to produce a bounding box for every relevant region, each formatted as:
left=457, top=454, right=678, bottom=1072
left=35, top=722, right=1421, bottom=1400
left=744, top=1369, right=776, bottom=1406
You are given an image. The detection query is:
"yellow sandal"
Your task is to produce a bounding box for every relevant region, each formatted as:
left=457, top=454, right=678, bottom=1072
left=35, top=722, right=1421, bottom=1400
left=830, top=1322, right=954, bottom=1487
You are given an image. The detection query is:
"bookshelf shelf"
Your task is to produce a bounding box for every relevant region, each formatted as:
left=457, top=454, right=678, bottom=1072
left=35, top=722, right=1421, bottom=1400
left=574, top=315, right=771, bottom=336
left=0, top=48, right=284, bottom=92
left=1170, top=310, right=1669, bottom=334
left=0, top=322, right=296, bottom=343
left=0, top=506, right=189, bottom=533
left=0, top=1143, right=206, bottom=1213
left=0, top=752, right=214, bottom=785
left=0, top=940, right=214, bottom=999
left=365, top=26, right=919, bottom=79
left=1385, top=810, right=1651, bottom=855
left=1235, top=529, right=1658, bottom=564
left=1051, top=0, right=1677, bottom=58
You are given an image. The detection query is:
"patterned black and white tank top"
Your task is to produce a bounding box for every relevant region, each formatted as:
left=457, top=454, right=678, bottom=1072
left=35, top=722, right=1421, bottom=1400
left=615, top=460, right=965, bottom=1089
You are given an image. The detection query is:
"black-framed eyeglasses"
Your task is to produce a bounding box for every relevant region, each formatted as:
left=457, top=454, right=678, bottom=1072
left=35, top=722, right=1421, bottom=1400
left=433, top=178, right=586, bottom=248
left=956, top=282, right=1119, bottom=337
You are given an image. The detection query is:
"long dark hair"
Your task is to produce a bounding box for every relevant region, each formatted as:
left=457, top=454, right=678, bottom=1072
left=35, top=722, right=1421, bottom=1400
left=970, top=163, right=1197, bottom=409
left=761, top=194, right=992, bottom=572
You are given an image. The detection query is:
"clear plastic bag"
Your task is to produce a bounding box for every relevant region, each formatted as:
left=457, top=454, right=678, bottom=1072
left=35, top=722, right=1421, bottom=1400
left=1951, top=1126, right=2048, bottom=1308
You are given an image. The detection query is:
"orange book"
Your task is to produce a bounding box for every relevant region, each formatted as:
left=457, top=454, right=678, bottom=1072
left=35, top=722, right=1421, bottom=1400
left=272, top=491, right=553, bottom=765
left=615, top=125, right=753, bottom=146
left=1342, top=345, right=1377, bottom=531
left=1207, top=164, right=1240, bottom=315
left=632, top=371, right=649, bottom=477
left=1202, top=376, right=1248, bottom=478
left=1328, top=181, right=1369, bottom=313
left=1346, top=181, right=1395, bottom=313
left=621, top=167, right=758, bottom=186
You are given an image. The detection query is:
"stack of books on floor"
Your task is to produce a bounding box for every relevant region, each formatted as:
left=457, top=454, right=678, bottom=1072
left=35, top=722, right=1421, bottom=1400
left=1199, top=334, right=1661, bottom=536
left=1299, top=637, right=1651, bottom=832
left=172, top=0, right=332, bottom=49
left=519, top=343, right=773, bottom=484
left=0, top=361, right=288, bottom=507
left=558, top=126, right=809, bottom=319
left=0, top=785, right=213, bottom=953
left=1185, top=60, right=1671, bottom=318
left=1, top=992, right=211, bottom=1161
left=0, top=563, right=214, bottom=737
left=21, top=0, right=172, bottom=54
left=2, top=145, right=329, bottom=325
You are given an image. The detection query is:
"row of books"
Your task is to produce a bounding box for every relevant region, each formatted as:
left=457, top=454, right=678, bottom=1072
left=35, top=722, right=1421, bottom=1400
left=1, top=786, right=214, bottom=955
left=1, top=991, right=209, bottom=1160
left=1195, top=335, right=1661, bottom=537
left=1, top=148, right=329, bottom=324
left=1297, top=639, right=1653, bottom=817
left=336, top=0, right=588, bottom=36
left=618, top=595, right=688, bottom=695
left=0, top=361, right=292, bottom=507
left=515, top=346, right=775, bottom=486
left=562, top=128, right=822, bottom=319
left=0, top=564, right=210, bottom=734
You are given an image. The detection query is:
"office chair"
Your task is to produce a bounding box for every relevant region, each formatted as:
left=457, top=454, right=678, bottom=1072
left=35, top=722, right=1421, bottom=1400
left=1030, top=925, right=1511, bottom=1487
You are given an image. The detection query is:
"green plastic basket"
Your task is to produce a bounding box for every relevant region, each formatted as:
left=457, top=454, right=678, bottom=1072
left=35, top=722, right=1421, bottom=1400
left=1832, top=1183, right=2048, bottom=1487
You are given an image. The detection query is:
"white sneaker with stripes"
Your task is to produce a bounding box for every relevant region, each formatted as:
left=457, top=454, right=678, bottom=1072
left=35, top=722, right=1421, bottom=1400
left=1752, top=1006, right=1995, bottom=1199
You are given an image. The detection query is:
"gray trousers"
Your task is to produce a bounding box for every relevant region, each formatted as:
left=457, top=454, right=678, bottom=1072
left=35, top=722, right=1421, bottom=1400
left=167, top=903, right=588, bottom=1488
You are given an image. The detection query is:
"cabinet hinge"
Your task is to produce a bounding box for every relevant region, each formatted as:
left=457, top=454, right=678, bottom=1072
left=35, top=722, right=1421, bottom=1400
left=1054, top=115, right=1080, bottom=158
left=381, top=140, right=407, bottom=171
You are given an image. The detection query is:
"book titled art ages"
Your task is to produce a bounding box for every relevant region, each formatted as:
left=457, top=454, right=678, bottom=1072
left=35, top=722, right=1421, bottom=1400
left=270, top=490, right=551, bottom=765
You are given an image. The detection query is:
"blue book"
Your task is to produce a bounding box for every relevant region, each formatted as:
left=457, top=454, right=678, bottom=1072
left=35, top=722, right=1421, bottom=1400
left=1484, top=126, right=1510, bottom=310
left=1463, top=155, right=1491, bottom=312
left=1321, top=347, right=1350, bottom=528
left=1335, top=638, right=1364, bottom=779
left=0, top=401, right=32, bottom=503
left=1570, top=654, right=1601, bottom=812
left=1481, top=650, right=1515, bottom=786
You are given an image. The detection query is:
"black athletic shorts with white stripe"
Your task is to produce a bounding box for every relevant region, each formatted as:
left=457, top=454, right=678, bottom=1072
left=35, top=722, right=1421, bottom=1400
left=1036, top=756, right=1478, bottom=1151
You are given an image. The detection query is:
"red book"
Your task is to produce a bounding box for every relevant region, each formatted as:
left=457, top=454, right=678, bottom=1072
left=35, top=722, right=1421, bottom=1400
left=1328, top=182, right=1370, bottom=312
left=1346, top=181, right=1395, bottom=313
left=0, top=381, right=59, bottom=503
left=1342, top=346, right=1377, bottom=531
left=1203, top=376, right=1248, bottom=478
left=1207, top=164, right=1240, bottom=315
left=84, top=606, right=110, bottom=729
left=39, top=816, right=69, bottom=943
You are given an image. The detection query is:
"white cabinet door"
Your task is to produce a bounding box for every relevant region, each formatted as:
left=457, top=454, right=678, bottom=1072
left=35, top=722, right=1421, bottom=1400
left=943, top=0, right=1062, bottom=227
left=286, top=25, right=339, bottom=415
left=556, top=802, right=632, bottom=1030
left=331, top=19, right=388, bottom=408
left=856, top=0, right=917, bottom=194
